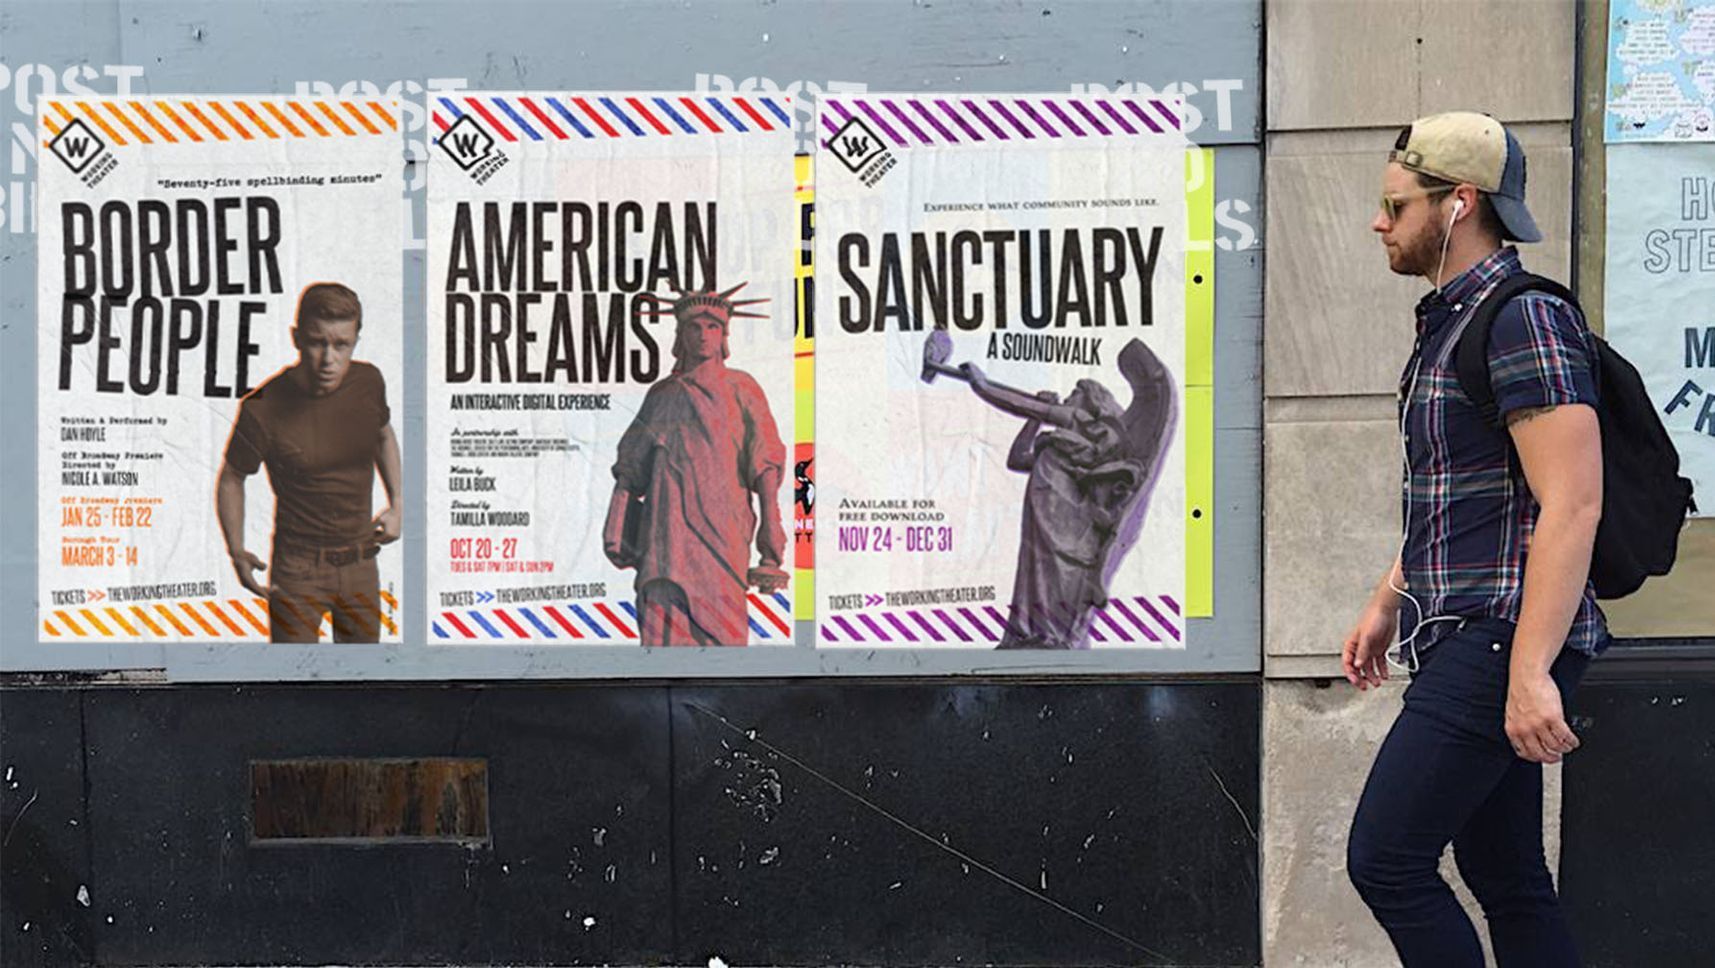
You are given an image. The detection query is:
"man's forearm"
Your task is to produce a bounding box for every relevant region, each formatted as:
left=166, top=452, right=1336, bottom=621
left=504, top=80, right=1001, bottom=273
left=376, top=425, right=403, bottom=506
left=1369, top=556, right=1403, bottom=607
left=1511, top=505, right=1600, bottom=677
left=216, top=469, right=246, bottom=554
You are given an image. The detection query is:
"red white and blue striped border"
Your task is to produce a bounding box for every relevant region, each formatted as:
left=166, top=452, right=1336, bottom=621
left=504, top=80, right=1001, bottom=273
left=432, top=591, right=794, bottom=643
left=819, top=95, right=1184, bottom=149
left=819, top=594, right=1183, bottom=646
left=429, top=93, right=792, bottom=142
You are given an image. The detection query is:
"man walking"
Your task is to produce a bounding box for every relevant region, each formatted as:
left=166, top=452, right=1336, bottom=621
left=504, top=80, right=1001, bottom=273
left=218, top=282, right=402, bottom=642
left=1342, top=113, right=1607, bottom=966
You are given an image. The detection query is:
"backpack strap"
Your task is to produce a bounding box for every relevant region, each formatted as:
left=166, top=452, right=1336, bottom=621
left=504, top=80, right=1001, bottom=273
left=1454, top=272, right=1581, bottom=430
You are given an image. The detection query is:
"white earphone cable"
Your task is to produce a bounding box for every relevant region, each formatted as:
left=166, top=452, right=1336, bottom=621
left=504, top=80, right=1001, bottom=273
left=1386, top=197, right=1468, bottom=674
left=1432, top=197, right=1462, bottom=291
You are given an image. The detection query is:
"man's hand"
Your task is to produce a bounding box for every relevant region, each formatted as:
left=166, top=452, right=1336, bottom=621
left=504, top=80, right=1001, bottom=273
left=372, top=505, right=402, bottom=544
left=1036, top=390, right=1060, bottom=404
left=1342, top=598, right=1397, bottom=690
left=1506, top=672, right=1580, bottom=764
left=229, top=549, right=269, bottom=598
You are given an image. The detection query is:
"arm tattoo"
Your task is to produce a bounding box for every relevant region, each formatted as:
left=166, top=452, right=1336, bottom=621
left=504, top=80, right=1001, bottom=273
left=1505, top=405, right=1560, bottom=427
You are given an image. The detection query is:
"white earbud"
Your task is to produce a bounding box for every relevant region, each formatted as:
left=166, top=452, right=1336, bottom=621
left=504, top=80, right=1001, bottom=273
left=1452, top=198, right=1465, bottom=217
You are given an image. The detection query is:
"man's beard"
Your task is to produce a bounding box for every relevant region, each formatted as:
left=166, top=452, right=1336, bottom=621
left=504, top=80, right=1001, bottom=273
left=1391, top=222, right=1448, bottom=280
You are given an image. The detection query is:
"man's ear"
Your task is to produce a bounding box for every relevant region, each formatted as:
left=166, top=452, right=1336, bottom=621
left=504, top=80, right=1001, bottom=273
left=1454, top=184, right=1480, bottom=222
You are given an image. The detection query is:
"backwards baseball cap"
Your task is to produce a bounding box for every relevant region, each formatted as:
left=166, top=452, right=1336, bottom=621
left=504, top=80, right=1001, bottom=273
left=1389, top=112, right=1541, bottom=243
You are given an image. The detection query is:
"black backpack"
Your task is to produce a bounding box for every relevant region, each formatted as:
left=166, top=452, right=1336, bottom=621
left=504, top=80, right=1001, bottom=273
left=1455, top=272, right=1696, bottom=600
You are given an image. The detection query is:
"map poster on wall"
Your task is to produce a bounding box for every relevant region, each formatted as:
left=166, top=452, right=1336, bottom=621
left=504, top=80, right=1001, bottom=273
left=814, top=94, right=1188, bottom=649
left=1604, top=143, right=1715, bottom=509
left=426, top=92, right=796, bottom=645
left=1606, top=0, right=1715, bottom=142
left=37, top=96, right=404, bottom=643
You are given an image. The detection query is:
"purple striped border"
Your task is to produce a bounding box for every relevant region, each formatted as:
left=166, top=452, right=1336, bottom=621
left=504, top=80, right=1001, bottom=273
left=817, top=96, right=1186, bottom=150
left=819, top=595, right=1185, bottom=646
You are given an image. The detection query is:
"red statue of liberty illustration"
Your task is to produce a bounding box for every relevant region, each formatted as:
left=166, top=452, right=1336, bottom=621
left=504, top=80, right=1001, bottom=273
left=604, top=284, right=788, bottom=646
left=921, top=331, right=1176, bottom=649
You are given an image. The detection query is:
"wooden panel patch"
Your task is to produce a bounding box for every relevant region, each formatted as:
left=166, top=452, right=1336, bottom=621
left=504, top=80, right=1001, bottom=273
left=249, top=758, right=488, bottom=843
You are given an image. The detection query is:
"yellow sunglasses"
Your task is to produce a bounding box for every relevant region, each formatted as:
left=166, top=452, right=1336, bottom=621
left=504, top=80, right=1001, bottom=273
left=1379, top=184, right=1455, bottom=222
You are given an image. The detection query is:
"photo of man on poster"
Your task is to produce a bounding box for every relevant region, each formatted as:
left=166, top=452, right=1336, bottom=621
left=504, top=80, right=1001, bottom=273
left=217, top=282, right=402, bottom=643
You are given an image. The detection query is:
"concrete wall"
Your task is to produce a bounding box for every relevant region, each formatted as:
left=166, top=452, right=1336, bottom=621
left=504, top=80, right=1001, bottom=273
left=1260, top=0, right=1577, bottom=963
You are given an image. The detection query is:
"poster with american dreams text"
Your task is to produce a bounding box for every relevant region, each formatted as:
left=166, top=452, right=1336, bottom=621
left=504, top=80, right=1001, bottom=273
left=427, top=92, right=796, bottom=645
left=815, top=94, right=1188, bottom=649
left=38, top=96, right=404, bottom=644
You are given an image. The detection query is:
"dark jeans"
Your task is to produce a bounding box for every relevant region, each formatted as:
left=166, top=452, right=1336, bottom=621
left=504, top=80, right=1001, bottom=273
left=1347, top=618, right=1591, bottom=967
left=268, top=541, right=381, bottom=643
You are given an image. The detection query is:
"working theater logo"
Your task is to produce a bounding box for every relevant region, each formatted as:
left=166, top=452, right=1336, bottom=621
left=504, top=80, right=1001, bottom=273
left=826, top=109, right=898, bottom=185
left=827, top=113, right=897, bottom=187
left=829, top=115, right=885, bottom=174
left=438, top=114, right=496, bottom=171
left=48, top=118, right=107, bottom=175
left=437, top=113, right=510, bottom=184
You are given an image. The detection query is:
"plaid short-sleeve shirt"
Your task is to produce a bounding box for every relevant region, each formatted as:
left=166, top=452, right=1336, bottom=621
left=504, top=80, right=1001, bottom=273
left=1398, top=246, right=1609, bottom=656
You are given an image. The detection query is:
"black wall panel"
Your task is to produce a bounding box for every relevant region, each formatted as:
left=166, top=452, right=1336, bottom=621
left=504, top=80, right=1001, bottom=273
left=3, top=680, right=1260, bottom=967
left=77, top=685, right=673, bottom=966
left=1, top=689, right=93, bottom=968
left=671, top=681, right=1261, bottom=967
left=1561, top=677, right=1715, bottom=968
